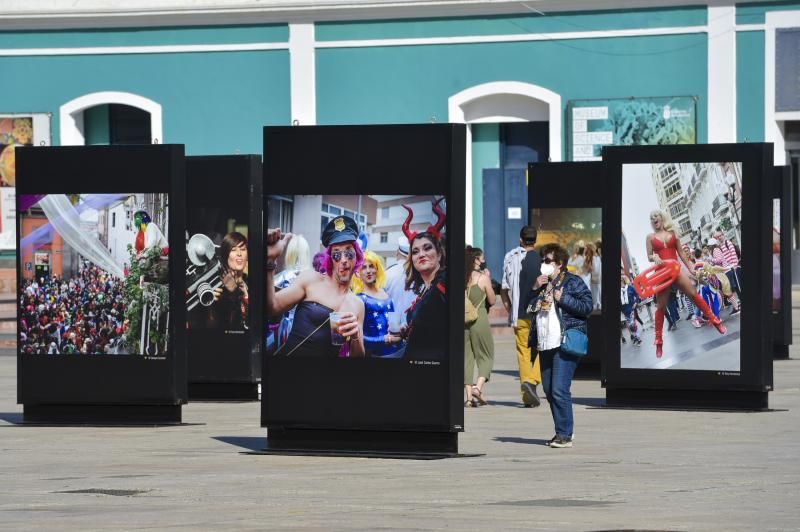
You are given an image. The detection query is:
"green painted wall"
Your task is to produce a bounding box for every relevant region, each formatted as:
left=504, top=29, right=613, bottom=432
left=736, top=31, right=765, bottom=142
left=471, top=123, right=500, bottom=247
left=0, top=24, right=288, bottom=48
left=317, top=6, right=706, bottom=40
left=317, top=33, right=709, bottom=158
left=0, top=50, right=290, bottom=153
left=84, top=104, right=110, bottom=145
left=736, top=1, right=800, bottom=24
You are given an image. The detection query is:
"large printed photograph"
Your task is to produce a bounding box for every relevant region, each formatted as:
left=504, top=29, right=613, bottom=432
left=529, top=207, right=603, bottom=310
left=621, top=162, right=742, bottom=371
left=18, top=193, right=170, bottom=356
left=265, top=195, right=447, bottom=360
left=185, top=209, right=249, bottom=334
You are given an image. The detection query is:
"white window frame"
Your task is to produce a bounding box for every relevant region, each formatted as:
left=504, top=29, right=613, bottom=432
left=59, top=91, right=162, bottom=146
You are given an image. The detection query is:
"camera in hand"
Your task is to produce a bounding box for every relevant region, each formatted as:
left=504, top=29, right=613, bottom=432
left=186, top=233, right=223, bottom=311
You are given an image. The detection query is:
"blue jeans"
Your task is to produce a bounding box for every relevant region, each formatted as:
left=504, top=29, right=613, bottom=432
left=539, top=347, right=579, bottom=438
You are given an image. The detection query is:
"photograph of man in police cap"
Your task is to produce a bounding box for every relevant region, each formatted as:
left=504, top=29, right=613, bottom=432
left=266, top=215, right=366, bottom=357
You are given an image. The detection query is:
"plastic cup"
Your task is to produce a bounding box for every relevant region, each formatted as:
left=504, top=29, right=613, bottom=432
left=329, top=311, right=345, bottom=346
left=387, top=313, right=401, bottom=335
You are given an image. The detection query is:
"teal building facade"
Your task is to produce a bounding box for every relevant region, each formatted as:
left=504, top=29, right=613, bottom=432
left=1, top=0, right=798, bottom=249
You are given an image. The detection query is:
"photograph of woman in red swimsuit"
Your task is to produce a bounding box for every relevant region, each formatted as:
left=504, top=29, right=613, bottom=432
left=646, top=210, right=726, bottom=358
left=621, top=162, right=742, bottom=371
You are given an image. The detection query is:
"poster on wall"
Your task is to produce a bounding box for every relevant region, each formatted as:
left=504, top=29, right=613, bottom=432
left=567, top=97, right=696, bottom=162
left=266, top=194, right=447, bottom=361
left=0, top=113, right=51, bottom=250
left=18, top=193, right=170, bottom=358
left=620, top=161, right=742, bottom=372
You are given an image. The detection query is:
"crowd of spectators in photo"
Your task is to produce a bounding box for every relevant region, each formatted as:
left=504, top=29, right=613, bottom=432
left=18, top=262, right=129, bottom=354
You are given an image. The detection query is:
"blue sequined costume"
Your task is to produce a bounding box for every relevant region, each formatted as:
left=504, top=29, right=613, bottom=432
left=357, top=292, right=403, bottom=358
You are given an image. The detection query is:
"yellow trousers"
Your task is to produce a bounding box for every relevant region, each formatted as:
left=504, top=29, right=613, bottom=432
left=514, top=318, right=540, bottom=393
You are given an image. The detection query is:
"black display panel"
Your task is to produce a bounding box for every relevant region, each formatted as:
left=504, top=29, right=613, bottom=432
left=16, top=145, right=186, bottom=406
left=772, top=166, right=792, bottom=349
left=262, top=124, right=465, bottom=434
left=528, top=162, right=606, bottom=368
left=185, top=155, right=263, bottom=385
left=602, top=144, right=773, bottom=394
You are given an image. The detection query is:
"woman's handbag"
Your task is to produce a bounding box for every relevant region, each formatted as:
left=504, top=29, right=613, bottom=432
left=464, top=281, right=487, bottom=325
left=560, top=327, right=588, bottom=357
left=554, top=295, right=588, bottom=357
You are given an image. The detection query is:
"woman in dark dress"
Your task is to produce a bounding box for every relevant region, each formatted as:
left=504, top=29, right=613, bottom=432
left=209, top=232, right=249, bottom=331
left=401, top=198, right=447, bottom=361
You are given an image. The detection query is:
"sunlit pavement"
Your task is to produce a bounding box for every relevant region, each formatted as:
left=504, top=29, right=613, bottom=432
left=0, top=299, right=798, bottom=530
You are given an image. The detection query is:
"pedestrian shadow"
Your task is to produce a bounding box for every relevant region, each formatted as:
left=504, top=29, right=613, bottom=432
left=493, top=436, right=550, bottom=446
left=212, top=436, right=265, bottom=452
left=0, top=412, right=23, bottom=425
left=490, top=369, right=519, bottom=378
left=573, top=397, right=606, bottom=408
left=485, top=400, right=539, bottom=408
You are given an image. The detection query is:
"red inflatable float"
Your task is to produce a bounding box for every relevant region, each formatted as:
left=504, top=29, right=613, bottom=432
left=632, top=259, right=681, bottom=299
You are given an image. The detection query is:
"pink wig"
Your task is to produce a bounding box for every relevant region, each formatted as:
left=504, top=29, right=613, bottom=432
left=321, top=240, right=364, bottom=277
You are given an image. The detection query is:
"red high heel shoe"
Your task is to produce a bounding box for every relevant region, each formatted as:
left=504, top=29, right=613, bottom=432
left=654, top=309, right=664, bottom=358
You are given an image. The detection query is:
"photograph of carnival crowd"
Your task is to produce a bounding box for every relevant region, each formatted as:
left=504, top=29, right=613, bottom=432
left=266, top=194, right=447, bottom=360
left=621, top=162, right=742, bottom=371
left=18, top=193, right=170, bottom=356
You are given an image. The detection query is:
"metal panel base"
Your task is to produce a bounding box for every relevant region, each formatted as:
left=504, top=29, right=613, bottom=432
left=188, top=382, right=259, bottom=401
left=22, top=404, right=182, bottom=425
left=605, top=388, right=769, bottom=411
left=262, top=427, right=462, bottom=459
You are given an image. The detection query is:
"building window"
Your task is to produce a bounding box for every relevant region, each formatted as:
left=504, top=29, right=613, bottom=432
left=665, top=181, right=682, bottom=200
left=112, top=212, right=116, bottom=227
left=321, top=202, right=367, bottom=233
left=381, top=207, right=390, bottom=219
left=380, top=232, right=388, bottom=243
left=268, top=196, right=293, bottom=232
left=669, top=198, right=687, bottom=219
left=679, top=219, right=692, bottom=234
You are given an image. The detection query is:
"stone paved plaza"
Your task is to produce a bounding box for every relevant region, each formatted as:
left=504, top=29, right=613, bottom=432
left=1, top=305, right=799, bottom=531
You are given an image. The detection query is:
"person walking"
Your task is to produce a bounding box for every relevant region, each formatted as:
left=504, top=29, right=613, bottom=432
left=711, top=230, right=741, bottom=315
left=501, top=226, right=541, bottom=407
left=527, top=243, right=593, bottom=448
left=464, top=246, right=496, bottom=407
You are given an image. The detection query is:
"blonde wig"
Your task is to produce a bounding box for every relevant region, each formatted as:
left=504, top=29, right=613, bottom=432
left=351, top=250, right=386, bottom=293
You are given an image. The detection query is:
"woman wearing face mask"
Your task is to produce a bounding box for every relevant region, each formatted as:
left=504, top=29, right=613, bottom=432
left=463, top=246, right=496, bottom=407
left=526, top=243, right=593, bottom=448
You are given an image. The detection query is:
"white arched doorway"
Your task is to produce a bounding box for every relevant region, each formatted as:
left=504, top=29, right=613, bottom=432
left=59, top=91, right=163, bottom=146
left=448, top=81, right=562, bottom=244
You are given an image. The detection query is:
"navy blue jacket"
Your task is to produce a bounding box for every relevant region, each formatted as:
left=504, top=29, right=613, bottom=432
left=621, top=284, right=639, bottom=317
left=527, top=272, right=593, bottom=350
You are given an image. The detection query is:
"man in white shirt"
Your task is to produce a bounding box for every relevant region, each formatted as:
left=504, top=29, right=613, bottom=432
left=384, top=236, right=416, bottom=326
left=501, top=226, right=542, bottom=407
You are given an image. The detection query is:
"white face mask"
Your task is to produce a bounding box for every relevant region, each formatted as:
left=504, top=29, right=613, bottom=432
left=540, top=262, right=555, bottom=278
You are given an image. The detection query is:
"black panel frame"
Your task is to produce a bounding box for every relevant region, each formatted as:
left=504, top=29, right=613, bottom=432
left=185, top=155, right=263, bottom=398
left=601, top=144, right=773, bottom=401
left=527, top=161, right=607, bottom=372
left=772, top=165, right=793, bottom=357
left=262, top=124, right=465, bottom=451
left=16, top=145, right=186, bottom=422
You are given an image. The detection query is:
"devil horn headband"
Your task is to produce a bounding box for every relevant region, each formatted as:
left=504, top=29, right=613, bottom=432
left=402, top=197, right=446, bottom=242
